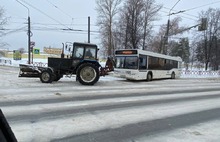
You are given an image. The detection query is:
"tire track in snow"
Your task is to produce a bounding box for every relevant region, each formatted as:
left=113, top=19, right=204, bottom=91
left=4, top=91, right=220, bottom=123
left=52, top=107, right=220, bottom=142
left=10, top=97, right=220, bottom=142
left=1, top=86, right=220, bottom=107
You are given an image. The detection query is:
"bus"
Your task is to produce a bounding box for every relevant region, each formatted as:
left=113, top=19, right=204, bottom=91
left=113, top=49, right=182, bottom=81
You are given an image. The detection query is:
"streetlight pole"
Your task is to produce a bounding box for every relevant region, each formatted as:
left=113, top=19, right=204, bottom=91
left=163, top=0, right=181, bottom=55
left=15, top=0, right=31, bottom=64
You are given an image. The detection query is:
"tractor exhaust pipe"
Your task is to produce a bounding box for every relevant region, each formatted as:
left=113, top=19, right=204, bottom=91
left=61, top=43, right=65, bottom=58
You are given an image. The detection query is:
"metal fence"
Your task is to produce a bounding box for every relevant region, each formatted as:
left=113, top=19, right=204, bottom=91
left=32, top=62, right=48, bottom=67
left=181, top=70, right=220, bottom=78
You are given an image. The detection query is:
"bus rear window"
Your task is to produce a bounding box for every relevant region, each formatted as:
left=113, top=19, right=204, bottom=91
left=116, top=56, right=138, bottom=69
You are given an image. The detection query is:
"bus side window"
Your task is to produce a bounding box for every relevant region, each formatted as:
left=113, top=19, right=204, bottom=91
left=139, top=55, right=147, bottom=70
left=164, top=59, right=170, bottom=70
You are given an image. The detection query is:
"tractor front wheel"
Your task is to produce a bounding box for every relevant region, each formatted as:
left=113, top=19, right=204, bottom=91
left=40, top=70, right=53, bottom=83
left=77, top=63, right=100, bottom=85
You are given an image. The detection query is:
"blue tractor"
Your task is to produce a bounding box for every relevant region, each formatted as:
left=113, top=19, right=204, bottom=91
left=19, top=42, right=112, bottom=85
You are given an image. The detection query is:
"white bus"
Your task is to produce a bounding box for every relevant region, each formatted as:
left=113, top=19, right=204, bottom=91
left=113, top=49, right=182, bottom=81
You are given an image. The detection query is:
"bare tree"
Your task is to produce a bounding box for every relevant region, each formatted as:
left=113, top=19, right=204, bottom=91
left=0, top=8, right=7, bottom=27
left=96, top=0, right=122, bottom=57
left=195, top=8, right=220, bottom=70
left=117, top=0, right=145, bottom=49
left=0, top=7, right=8, bottom=49
left=115, top=0, right=161, bottom=50
left=189, top=38, right=198, bottom=70
left=18, top=47, right=25, bottom=54
left=151, top=17, right=187, bottom=53
left=142, top=0, right=162, bottom=50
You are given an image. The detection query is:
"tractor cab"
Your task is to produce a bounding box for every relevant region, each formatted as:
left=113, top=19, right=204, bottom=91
left=72, top=42, right=98, bottom=60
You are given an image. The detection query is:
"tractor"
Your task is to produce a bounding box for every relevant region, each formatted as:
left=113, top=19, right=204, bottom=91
left=19, top=42, right=112, bottom=85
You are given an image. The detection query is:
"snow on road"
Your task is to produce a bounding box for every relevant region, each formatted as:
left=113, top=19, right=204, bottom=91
left=0, top=66, right=220, bottom=142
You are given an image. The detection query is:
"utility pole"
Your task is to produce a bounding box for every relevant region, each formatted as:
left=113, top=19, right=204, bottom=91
left=163, top=0, right=181, bottom=55
left=28, top=16, right=31, bottom=64
left=16, top=0, right=31, bottom=64
left=163, top=19, right=170, bottom=54
left=88, top=16, right=90, bottom=43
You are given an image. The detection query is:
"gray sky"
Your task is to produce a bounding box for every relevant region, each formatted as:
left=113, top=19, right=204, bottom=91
left=1, top=0, right=220, bottom=51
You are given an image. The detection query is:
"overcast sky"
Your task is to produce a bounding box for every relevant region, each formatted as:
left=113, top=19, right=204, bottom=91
left=1, top=0, right=220, bottom=51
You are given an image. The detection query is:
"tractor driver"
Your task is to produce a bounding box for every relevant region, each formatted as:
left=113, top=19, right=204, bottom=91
left=85, top=48, right=95, bottom=59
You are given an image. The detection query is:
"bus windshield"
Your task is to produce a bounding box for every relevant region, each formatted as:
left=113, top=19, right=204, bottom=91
left=116, top=56, right=138, bottom=69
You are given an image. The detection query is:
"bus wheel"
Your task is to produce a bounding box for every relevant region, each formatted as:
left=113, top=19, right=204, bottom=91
left=146, top=73, right=152, bottom=82
left=171, top=72, right=175, bottom=79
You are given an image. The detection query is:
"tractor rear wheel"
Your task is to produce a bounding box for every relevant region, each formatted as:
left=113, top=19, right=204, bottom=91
left=77, top=63, right=100, bottom=85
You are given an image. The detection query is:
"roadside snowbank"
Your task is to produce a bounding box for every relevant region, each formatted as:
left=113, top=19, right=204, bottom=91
left=1, top=57, right=219, bottom=78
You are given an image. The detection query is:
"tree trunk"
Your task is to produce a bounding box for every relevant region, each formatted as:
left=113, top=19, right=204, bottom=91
left=205, top=62, right=209, bottom=71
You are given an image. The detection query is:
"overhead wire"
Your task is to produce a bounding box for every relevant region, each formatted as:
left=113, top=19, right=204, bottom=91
left=45, top=0, right=75, bottom=28
left=31, top=27, right=99, bottom=35
left=4, top=20, right=99, bottom=35
left=45, top=0, right=94, bottom=29
left=31, top=22, right=97, bottom=27
left=184, top=0, right=220, bottom=11
left=20, top=0, right=71, bottom=30
left=32, top=26, right=99, bottom=33
left=15, top=0, right=213, bottom=36
left=46, top=0, right=73, bottom=19
left=162, top=8, right=198, bottom=20
left=163, top=0, right=220, bottom=19
left=17, top=0, right=97, bottom=35
left=0, top=26, right=27, bottom=36
left=169, top=0, right=181, bottom=14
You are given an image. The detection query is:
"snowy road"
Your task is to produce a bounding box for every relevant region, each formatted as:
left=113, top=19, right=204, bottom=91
left=0, top=66, right=220, bottom=142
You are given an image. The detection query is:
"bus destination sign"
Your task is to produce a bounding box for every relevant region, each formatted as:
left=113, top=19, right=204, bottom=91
left=115, top=50, right=138, bottom=55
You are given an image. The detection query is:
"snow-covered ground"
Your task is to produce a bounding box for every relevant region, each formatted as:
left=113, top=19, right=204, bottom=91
left=1, top=58, right=220, bottom=142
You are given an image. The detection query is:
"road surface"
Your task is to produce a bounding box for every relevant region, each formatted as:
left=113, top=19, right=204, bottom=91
left=0, top=66, right=220, bottom=142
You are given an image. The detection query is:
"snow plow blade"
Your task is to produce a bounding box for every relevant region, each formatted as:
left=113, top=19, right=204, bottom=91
left=19, top=64, right=41, bottom=78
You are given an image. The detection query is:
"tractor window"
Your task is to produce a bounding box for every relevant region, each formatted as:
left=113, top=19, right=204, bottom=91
left=73, top=46, right=84, bottom=58
left=85, top=47, right=96, bottom=59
